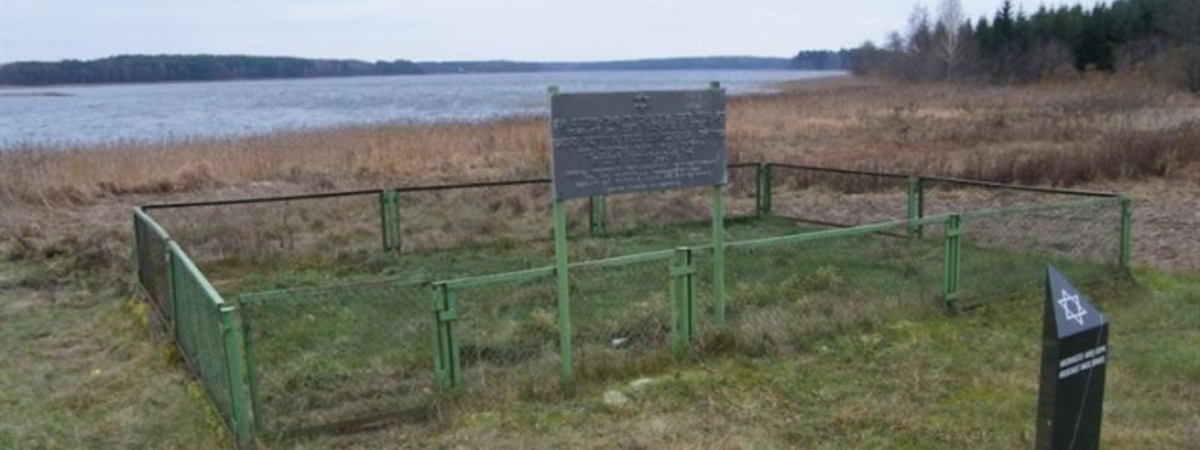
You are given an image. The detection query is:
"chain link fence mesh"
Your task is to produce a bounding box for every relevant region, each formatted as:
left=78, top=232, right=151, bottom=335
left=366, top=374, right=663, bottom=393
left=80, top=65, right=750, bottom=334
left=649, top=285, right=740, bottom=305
left=723, top=163, right=759, bottom=218
left=239, top=277, right=433, bottom=437
left=708, top=222, right=945, bottom=357
left=602, top=165, right=757, bottom=235
left=452, top=275, right=561, bottom=403
left=770, top=165, right=910, bottom=228
left=169, top=244, right=238, bottom=435
left=398, top=182, right=560, bottom=253
left=957, top=198, right=1123, bottom=308
left=134, top=211, right=171, bottom=323
left=150, top=193, right=381, bottom=267
left=570, top=256, right=675, bottom=382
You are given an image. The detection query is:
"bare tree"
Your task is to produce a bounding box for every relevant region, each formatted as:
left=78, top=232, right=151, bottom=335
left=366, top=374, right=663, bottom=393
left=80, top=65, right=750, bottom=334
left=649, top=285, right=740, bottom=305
left=936, top=0, right=966, bottom=81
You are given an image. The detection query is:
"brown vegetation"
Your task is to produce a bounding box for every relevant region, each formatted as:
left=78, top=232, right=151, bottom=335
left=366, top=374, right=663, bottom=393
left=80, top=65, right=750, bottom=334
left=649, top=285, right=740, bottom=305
left=2, top=76, right=1198, bottom=209
left=2, top=75, right=1199, bottom=273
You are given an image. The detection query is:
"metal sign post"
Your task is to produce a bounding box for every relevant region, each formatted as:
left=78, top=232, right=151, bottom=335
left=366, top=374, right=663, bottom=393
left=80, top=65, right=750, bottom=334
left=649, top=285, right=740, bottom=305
left=548, top=83, right=728, bottom=381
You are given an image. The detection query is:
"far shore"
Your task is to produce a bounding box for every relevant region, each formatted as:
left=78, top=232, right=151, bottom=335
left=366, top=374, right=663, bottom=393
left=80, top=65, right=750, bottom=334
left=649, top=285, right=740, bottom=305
left=0, top=68, right=838, bottom=92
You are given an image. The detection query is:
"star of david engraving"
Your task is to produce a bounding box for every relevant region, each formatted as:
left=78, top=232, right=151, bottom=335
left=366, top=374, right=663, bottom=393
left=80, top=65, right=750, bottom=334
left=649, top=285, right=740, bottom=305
left=1057, top=289, right=1087, bottom=326
left=633, top=94, right=650, bottom=113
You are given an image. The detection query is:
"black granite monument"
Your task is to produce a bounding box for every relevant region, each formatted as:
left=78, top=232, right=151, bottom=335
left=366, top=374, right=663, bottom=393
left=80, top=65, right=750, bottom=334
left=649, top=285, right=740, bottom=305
left=1036, top=265, right=1109, bottom=450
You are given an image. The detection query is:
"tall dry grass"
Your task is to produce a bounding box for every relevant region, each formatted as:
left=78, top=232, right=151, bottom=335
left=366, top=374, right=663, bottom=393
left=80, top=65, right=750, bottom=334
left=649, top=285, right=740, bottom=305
left=2, top=75, right=1198, bottom=211
left=0, top=116, right=549, bottom=207
left=729, top=75, right=1200, bottom=185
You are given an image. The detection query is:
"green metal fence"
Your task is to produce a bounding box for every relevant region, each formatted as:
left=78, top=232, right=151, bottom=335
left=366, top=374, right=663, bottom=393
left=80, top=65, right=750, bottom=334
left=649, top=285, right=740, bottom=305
left=134, top=209, right=172, bottom=324
left=132, top=162, right=1134, bottom=448
left=955, top=197, right=1125, bottom=309
left=237, top=276, right=432, bottom=438
left=569, top=252, right=679, bottom=380
left=716, top=218, right=948, bottom=354
left=439, top=270, right=560, bottom=401
left=768, top=164, right=911, bottom=227
left=167, top=241, right=251, bottom=448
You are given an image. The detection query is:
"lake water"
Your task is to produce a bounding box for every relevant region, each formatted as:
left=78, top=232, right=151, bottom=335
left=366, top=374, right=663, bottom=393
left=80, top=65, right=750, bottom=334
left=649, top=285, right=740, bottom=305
left=0, top=70, right=837, bottom=149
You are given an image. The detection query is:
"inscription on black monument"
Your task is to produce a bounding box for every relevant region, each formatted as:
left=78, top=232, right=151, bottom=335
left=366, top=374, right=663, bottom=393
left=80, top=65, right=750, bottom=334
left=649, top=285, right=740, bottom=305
left=550, top=89, right=727, bottom=200
left=1036, top=265, right=1109, bottom=450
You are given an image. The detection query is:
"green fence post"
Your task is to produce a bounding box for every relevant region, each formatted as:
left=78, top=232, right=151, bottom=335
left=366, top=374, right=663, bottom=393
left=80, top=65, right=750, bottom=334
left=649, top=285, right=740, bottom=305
left=237, top=297, right=265, bottom=437
left=432, top=283, right=460, bottom=390
left=553, top=200, right=573, bottom=382
left=431, top=284, right=447, bottom=390
left=446, top=287, right=462, bottom=388
left=132, top=213, right=141, bottom=288
left=589, top=195, right=607, bottom=236
left=756, top=163, right=774, bottom=216
left=1119, top=196, right=1133, bottom=272
left=548, top=85, right=574, bottom=383
left=166, top=246, right=179, bottom=344
left=943, top=215, right=962, bottom=312
left=907, top=175, right=921, bottom=238
left=220, top=305, right=252, bottom=449
left=917, top=176, right=925, bottom=238
left=390, top=189, right=402, bottom=252
left=379, top=189, right=401, bottom=252
left=670, top=248, right=697, bottom=356
left=711, top=185, right=727, bottom=326
left=686, top=248, right=697, bottom=340
left=379, top=190, right=387, bottom=251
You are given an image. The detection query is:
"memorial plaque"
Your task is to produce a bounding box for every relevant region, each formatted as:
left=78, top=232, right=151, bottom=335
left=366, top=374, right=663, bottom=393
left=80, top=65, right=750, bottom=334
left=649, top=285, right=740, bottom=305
left=550, top=89, right=727, bottom=200
left=1036, top=265, right=1109, bottom=450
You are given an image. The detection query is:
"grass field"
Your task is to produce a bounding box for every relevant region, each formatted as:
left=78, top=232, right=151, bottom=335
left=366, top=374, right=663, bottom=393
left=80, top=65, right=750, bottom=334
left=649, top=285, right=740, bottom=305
left=149, top=205, right=1124, bottom=447
left=4, top=251, right=1193, bottom=449
left=2, top=76, right=1199, bottom=449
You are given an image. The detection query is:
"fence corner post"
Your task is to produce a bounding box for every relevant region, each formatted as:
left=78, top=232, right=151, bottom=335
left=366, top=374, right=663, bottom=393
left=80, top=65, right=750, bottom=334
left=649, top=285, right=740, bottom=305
left=220, top=305, right=253, bottom=449
left=238, top=296, right=264, bottom=438
left=943, top=214, right=962, bottom=313
left=1119, top=196, right=1133, bottom=273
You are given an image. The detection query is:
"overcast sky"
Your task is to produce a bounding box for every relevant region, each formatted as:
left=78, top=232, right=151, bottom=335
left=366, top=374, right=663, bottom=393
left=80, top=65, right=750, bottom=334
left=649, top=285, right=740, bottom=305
left=0, top=0, right=1105, bottom=63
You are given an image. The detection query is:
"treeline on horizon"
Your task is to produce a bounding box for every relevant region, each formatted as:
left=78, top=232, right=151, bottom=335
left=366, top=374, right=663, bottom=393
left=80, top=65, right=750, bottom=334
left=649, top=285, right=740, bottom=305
left=790, top=50, right=853, bottom=71
left=0, top=54, right=423, bottom=86
left=418, top=56, right=796, bottom=73
left=851, top=0, right=1200, bottom=91
left=0, top=55, right=825, bottom=86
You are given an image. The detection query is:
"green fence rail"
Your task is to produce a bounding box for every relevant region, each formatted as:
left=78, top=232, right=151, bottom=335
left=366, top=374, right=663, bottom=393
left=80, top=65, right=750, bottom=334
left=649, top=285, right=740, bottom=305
left=133, top=162, right=1133, bottom=448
